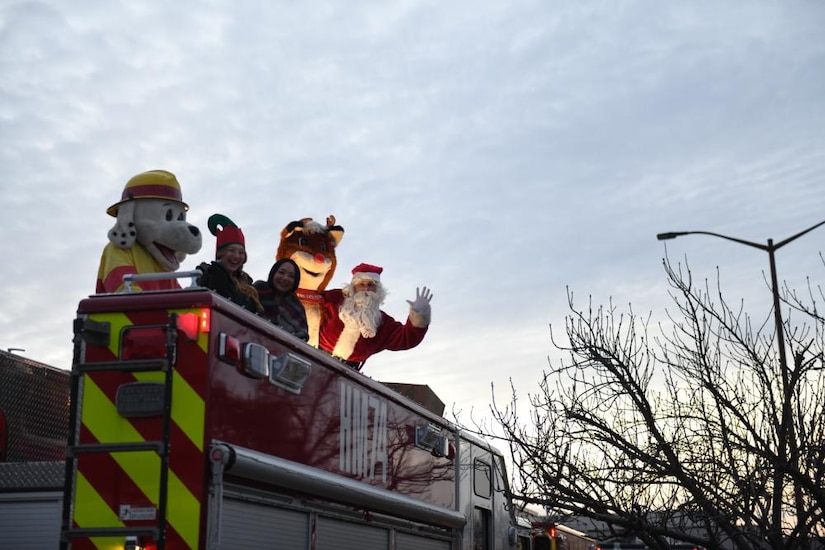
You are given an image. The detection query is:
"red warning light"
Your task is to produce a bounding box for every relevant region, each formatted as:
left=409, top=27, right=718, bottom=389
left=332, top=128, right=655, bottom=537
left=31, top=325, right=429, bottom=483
left=199, top=308, right=211, bottom=332
left=177, top=313, right=199, bottom=341
left=176, top=309, right=210, bottom=341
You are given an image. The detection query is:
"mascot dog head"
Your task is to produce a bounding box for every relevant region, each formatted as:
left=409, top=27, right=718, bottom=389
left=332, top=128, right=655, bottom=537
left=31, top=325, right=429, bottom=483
left=107, top=170, right=202, bottom=270
left=276, top=215, right=344, bottom=292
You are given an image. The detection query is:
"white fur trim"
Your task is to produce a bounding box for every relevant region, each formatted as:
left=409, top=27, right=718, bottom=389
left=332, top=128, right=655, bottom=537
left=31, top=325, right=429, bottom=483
left=332, top=327, right=360, bottom=360
left=304, top=304, right=322, bottom=348
left=352, top=272, right=380, bottom=283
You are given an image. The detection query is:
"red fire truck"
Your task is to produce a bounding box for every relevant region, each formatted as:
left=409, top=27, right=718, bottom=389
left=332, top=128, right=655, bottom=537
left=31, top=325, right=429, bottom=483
left=0, top=274, right=520, bottom=550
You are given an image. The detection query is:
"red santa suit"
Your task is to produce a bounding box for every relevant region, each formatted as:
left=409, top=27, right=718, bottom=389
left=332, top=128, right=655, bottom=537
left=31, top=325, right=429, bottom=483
left=319, top=289, right=427, bottom=366
left=318, top=263, right=432, bottom=369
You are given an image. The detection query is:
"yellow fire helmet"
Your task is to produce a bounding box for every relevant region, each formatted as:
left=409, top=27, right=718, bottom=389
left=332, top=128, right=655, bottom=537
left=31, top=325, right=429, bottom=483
left=106, top=169, right=189, bottom=217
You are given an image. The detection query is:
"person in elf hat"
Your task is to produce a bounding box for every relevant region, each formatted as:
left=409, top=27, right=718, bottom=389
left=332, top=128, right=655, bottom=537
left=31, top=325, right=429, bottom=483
left=253, top=258, right=310, bottom=341
left=318, top=263, right=433, bottom=370
left=197, top=214, right=263, bottom=314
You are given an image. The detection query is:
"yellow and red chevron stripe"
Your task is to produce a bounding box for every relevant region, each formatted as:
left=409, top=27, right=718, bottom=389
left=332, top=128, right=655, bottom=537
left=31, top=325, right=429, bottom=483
left=72, top=309, right=210, bottom=550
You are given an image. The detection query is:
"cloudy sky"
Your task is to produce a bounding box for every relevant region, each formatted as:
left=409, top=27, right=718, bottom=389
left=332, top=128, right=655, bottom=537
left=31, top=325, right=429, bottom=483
left=2, top=1, right=825, bottom=423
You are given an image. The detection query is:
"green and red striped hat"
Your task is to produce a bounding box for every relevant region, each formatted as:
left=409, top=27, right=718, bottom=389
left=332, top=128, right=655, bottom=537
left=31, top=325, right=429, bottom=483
left=208, top=214, right=246, bottom=258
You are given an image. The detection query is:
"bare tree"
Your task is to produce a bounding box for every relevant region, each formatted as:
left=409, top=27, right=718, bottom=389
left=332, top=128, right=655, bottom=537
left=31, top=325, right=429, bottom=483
left=476, top=256, right=825, bottom=550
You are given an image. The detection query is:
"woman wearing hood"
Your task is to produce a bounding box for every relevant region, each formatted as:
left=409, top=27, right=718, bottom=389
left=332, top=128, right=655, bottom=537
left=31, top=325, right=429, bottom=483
left=254, top=258, right=309, bottom=341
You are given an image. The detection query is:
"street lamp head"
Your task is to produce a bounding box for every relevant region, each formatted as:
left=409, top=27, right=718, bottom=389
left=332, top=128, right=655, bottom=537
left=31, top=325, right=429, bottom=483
left=657, top=232, right=686, bottom=241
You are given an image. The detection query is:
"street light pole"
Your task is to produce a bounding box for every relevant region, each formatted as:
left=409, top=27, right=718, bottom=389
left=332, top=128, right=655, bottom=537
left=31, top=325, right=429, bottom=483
left=656, top=218, right=825, bottom=544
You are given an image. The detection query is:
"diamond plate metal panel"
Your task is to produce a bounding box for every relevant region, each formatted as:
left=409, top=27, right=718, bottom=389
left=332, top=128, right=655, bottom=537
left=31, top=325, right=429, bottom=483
left=0, top=460, right=64, bottom=489
left=0, top=351, right=70, bottom=462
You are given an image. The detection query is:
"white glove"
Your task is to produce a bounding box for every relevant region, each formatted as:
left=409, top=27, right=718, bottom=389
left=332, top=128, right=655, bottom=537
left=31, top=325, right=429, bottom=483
left=407, top=286, right=433, bottom=328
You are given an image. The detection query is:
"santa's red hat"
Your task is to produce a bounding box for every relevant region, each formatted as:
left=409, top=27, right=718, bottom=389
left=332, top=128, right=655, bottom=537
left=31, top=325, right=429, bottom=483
left=351, top=263, right=383, bottom=283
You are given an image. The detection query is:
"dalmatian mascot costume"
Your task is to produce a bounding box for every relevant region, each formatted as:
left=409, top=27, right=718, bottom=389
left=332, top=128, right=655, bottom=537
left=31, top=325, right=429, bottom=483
left=96, top=169, right=202, bottom=293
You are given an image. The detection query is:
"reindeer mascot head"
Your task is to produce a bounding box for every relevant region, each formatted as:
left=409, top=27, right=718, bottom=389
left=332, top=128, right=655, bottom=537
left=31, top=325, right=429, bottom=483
left=276, top=215, right=344, bottom=347
left=96, top=169, right=202, bottom=293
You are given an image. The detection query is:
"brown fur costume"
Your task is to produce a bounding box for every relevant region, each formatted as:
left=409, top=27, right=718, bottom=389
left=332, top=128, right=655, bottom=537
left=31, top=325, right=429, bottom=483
left=276, top=215, right=344, bottom=347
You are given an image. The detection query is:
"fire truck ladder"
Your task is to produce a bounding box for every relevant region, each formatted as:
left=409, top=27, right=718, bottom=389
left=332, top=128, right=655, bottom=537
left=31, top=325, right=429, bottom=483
left=60, top=314, right=182, bottom=550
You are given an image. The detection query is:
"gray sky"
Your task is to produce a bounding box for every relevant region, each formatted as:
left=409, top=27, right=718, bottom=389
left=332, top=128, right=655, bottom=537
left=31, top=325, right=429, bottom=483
left=2, top=0, right=825, bottom=421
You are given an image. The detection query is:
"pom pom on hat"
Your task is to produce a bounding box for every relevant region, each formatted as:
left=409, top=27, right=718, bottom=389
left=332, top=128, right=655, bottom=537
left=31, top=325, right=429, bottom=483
left=208, top=214, right=245, bottom=257
left=351, top=263, right=383, bottom=282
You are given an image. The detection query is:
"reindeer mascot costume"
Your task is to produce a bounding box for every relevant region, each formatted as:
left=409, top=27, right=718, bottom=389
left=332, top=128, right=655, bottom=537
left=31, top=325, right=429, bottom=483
left=276, top=216, right=344, bottom=347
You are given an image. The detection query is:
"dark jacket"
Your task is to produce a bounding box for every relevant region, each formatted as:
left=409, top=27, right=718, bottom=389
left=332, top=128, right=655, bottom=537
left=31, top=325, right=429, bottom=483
left=253, top=259, right=309, bottom=341
left=197, top=261, right=261, bottom=314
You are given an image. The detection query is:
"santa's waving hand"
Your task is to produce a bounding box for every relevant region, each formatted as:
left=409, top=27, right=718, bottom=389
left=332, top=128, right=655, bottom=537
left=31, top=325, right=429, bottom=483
left=406, top=287, right=433, bottom=328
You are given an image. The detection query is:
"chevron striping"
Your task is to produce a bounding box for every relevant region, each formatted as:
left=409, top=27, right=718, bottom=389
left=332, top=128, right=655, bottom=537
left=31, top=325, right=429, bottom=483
left=80, top=372, right=201, bottom=548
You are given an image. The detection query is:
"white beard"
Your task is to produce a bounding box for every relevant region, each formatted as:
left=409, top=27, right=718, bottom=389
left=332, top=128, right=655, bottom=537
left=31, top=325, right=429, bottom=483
left=339, top=290, right=383, bottom=338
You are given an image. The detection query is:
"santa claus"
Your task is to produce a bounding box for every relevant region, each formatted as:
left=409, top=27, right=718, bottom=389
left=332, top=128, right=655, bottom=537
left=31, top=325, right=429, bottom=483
left=319, top=263, right=433, bottom=370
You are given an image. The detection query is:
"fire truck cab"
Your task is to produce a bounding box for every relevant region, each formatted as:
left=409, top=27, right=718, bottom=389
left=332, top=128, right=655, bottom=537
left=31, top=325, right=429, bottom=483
left=14, top=276, right=519, bottom=549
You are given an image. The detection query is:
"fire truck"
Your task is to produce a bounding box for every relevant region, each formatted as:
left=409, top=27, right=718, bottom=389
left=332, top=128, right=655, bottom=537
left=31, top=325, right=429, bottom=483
left=0, top=273, right=520, bottom=549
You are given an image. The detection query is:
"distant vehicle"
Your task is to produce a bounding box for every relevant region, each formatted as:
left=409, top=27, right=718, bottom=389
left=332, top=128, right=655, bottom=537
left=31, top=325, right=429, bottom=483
left=596, top=542, right=704, bottom=550
left=532, top=520, right=597, bottom=550
left=595, top=544, right=648, bottom=550
left=515, top=516, right=533, bottom=550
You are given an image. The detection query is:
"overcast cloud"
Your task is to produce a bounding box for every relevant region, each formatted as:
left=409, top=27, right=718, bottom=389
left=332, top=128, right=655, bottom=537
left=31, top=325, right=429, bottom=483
left=2, top=0, right=824, bottom=419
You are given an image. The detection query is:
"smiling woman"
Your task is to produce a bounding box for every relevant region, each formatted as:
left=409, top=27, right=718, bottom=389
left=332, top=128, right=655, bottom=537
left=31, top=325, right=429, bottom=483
left=253, top=258, right=310, bottom=341
left=197, top=213, right=263, bottom=314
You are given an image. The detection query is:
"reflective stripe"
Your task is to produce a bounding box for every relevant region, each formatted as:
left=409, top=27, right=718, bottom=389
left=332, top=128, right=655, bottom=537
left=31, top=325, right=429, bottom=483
left=77, top=309, right=208, bottom=549
left=81, top=366, right=202, bottom=548
left=75, top=469, right=123, bottom=529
